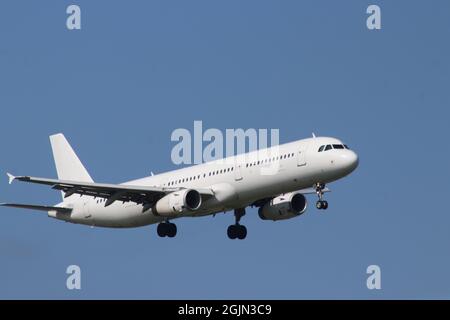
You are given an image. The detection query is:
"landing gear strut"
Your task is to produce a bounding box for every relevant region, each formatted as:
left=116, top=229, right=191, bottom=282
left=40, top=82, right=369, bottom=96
left=315, top=183, right=328, bottom=210
left=227, top=208, right=247, bottom=240
left=157, top=221, right=177, bottom=238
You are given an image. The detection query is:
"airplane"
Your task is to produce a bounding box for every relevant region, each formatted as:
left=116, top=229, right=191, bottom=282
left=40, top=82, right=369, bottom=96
left=1, top=133, right=358, bottom=240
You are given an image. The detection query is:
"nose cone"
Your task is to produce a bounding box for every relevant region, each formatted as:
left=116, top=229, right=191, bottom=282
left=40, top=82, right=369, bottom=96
left=338, top=150, right=359, bottom=174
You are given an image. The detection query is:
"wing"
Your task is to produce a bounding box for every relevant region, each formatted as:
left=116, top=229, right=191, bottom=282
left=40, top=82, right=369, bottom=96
left=7, top=173, right=214, bottom=209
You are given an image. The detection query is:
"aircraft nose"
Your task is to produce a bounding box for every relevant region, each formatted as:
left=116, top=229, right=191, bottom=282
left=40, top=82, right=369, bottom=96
left=337, top=150, right=359, bottom=173
left=344, top=150, right=359, bottom=172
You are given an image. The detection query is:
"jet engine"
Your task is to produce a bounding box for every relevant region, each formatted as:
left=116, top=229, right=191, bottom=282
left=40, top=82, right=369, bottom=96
left=258, top=192, right=307, bottom=221
left=154, top=189, right=202, bottom=217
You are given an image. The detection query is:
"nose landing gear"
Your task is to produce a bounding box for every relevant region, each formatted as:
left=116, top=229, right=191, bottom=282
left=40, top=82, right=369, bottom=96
left=227, top=208, right=247, bottom=240
left=315, top=183, right=328, bottom=210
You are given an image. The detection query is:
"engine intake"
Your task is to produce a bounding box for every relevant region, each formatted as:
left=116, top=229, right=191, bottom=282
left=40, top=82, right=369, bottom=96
left=154, top=189, right=201, bottom=217
left=258, top=192, right=307, bottom=221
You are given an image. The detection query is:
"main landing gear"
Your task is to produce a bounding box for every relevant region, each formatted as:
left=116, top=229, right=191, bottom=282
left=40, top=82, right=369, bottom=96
left=315, top=183, right=328, bottom=210
left=227, top=208, right=247, bottom=240
left=157, top=221, right=177, bottom=238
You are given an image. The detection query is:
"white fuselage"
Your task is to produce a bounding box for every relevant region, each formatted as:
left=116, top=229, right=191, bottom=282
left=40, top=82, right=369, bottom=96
left=55, top=136, right=358, bottom=227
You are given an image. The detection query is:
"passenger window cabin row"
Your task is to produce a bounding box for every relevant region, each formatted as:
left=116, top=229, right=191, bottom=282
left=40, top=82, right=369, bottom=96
left=166, top=167, right=234, bottom=186
left=318, top=144, right=349, bottom=152
left=245, top=152, right=295, bottom=168
left=165, top=152, right=296, bottom=186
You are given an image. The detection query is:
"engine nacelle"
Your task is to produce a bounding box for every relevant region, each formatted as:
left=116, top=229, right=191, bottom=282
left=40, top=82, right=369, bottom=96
left=258, top=192, right=307, bottom=221
left=154, top=189, right=202, bottom=217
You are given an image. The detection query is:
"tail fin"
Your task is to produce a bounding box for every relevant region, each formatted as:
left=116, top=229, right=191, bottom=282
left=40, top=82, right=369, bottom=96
left=49, top=134, right=93, bottom=184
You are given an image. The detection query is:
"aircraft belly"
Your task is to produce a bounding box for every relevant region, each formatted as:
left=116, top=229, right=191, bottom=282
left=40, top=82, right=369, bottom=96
left=71, top=202, right=162, bottom=228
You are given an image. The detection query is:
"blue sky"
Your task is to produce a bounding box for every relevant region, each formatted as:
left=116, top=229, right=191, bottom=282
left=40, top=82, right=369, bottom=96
left=1, top=0, right=449, bottom=299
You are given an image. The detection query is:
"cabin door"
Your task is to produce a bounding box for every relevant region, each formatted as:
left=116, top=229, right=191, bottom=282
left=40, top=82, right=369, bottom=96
left=297, top=145, right=308, bottom=167
left=83, top=200, right=92, bottom=220
left=234, top=163, right=243, bottom=181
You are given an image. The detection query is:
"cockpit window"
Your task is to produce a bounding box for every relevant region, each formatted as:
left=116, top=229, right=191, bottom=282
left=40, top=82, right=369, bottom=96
left=320, top=144, right=349, bottom=152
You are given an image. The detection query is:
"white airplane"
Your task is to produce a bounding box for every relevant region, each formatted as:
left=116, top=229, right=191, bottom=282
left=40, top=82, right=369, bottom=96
left=1, top=133, right=358, bottom=240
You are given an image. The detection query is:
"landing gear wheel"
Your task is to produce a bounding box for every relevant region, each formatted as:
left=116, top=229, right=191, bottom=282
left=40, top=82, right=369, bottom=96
left=157, top=222, right=177, bottom=238
left=227, top=209, right=248, bottom=240
left=157, top=223, right=166, bottom=237
left=237, top=225, right=247, bottom=240
left=167, top=223, right=177, bottom=238
left=227, top=225, right=237, bottom=240
left=227, top=224, right=247, bottom=240
left=315, top=183, right=329, bottom=211
left=316, top=200, right=329, bottom=210
left=316, top=200, right=323, bottom=210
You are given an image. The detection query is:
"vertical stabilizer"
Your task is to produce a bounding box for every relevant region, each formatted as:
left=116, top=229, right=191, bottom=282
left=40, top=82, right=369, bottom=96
left=49, top=134, right=93, bottom=184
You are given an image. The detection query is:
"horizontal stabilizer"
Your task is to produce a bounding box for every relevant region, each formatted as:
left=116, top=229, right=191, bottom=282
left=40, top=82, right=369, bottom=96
left=7, top=173, right=15, bottom=185
left=0, top=203, right=72, bottom=214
